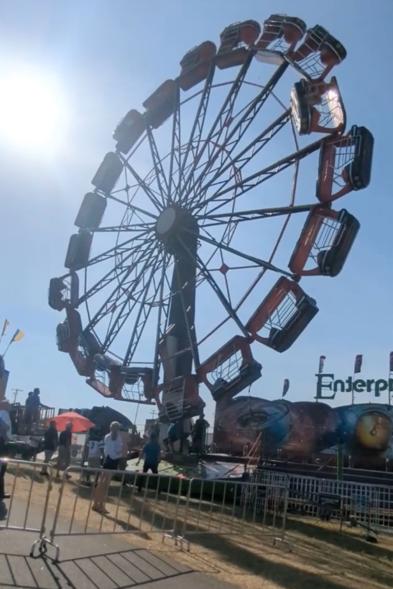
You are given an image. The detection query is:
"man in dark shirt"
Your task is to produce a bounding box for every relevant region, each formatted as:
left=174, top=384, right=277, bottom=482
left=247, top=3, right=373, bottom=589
left=192, top=414, right=209, bottom=454
left=41, top=420, right=58, bottom=475
left=137, top=432, right=161, bottom=492
left=56, top=422, right=72, bottom=478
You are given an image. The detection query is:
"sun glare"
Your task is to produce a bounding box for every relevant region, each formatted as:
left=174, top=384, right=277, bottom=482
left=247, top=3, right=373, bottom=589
left=0, top=68, right=68, bottom=154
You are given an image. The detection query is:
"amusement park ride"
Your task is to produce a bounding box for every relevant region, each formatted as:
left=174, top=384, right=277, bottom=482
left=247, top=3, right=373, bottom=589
left=49, top=15, right=373, bottom=446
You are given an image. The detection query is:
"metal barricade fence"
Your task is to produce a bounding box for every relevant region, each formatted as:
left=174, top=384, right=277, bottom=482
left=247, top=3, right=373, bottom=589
left=255, top=470, right=393, bottom=533
left=177, top=476, right=288, bottom=548
left=42, top=466, right=289, bottom=558
left=0, top=461, right=289, bottom=560
left=0, top=458, right=53, bottom=554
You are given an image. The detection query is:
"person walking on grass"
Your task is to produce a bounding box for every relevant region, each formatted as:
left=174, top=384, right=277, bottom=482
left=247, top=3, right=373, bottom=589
left=136, top=431, right=161, bottom=492
left=92, top=421, right=124, bottom=513
left=41, top=420, right=58, bottom=475
left=56, top=421, right=72, bottom=478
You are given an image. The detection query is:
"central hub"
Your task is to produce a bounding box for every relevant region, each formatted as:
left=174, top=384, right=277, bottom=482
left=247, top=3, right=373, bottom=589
left=156, top=206, right=198, bottom=253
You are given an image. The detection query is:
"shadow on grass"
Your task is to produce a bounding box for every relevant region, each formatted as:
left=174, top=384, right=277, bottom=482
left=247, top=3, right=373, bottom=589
left=63, top=481, right=393, bottom=588
left=286, top=516, right=393, bottom=561
left=187, top=531, right=393, bottom=589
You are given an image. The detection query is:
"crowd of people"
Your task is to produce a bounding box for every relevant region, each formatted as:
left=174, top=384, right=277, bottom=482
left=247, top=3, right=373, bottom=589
left=0, top=408, right=210, bottom=511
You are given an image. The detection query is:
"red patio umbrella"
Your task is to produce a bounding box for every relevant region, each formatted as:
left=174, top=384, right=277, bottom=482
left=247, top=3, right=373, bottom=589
left=53, top=411, right=95, bottom=433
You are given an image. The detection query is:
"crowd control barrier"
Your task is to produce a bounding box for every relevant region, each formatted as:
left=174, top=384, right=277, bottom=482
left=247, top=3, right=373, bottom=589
left=257, top=470, right=393, bottom=534
left=0, top=460, right=289, bottom=561
left=42, top=466, right=289, bottom=559
left=0, top=458, right=53, bottom=556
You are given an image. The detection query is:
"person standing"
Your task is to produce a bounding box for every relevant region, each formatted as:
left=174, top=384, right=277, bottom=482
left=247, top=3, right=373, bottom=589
left=83, top=434, right=103, bottom=484
left=92, top=421, right=124, bottom=513
left=41, top=421, right=58, bottom=475
left=31, top=388, right=41, bottom=427
left=103, top=421, right=124, bottom=470
left=24, top=392, right=34, bottom=433
left=56, top=422, right=73, bottom=478
left=192, top=414, right=209, bottom=454
left=137, top=432, right=161, bottom=492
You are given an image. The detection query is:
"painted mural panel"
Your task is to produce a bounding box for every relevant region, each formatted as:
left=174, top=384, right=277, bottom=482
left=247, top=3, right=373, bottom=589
left=214, top=397, right=393, bottom=467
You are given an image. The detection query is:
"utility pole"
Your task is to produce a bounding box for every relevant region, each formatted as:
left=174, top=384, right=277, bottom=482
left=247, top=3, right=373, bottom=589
left=11, top=388, right=23, bottom=404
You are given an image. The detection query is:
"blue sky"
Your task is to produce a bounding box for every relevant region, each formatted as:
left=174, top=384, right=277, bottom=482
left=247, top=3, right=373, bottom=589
left=0, top=0, right=392, bottom=429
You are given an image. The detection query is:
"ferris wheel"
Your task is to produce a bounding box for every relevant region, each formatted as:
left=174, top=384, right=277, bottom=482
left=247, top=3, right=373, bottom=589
left=49, top=14, right=373, bottom=423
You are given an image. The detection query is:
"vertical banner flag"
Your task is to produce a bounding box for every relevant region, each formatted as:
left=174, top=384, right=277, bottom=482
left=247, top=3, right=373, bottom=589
left=11, top=329, right=24, bottom=343
left=390, top=351, right=393, bottom=373
left=3, top=329, right=25, bottom=357
left=354, top=354, right=363, bottom=374
left=1, top=320, right=9, bottom=338
left=318, top=355, right=326, bottom=374
left=282, top=378, right=290, bottom=397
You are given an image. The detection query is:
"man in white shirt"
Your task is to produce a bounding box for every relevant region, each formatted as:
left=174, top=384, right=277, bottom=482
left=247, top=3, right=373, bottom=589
left=93, top=421, right=124, bottom=513
left=103, top=421, right=124, bottom=469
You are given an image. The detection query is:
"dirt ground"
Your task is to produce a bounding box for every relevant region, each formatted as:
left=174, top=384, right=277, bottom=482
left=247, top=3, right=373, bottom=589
left=3, top=464, right=393, bottom=589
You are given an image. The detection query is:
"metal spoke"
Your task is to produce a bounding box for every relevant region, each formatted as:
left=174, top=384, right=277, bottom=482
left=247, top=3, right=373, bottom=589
left=192, top=229, right=295, bottom=279
left=194, top=109, right=291, bottom=211
left=94, top=222, right=155, bottom=232
left=198, top=204, right=314, bottom=226
left=102, top=246, right=163, bottom=349
left=83, top=229, right=152, bottom=269
left=106, top=194, right=157, bottom=220
left=178, top=52, right=254, bottom=204
left=123, top=253, right=164, bottom=365
left=146, top=126, right=169, bottom=203
left=80, top=238, right=151, bottom=306
left=85, top=240, right=158, bottom=333
left=168, top=85, right=181, bottom=201
left=187, top=62, right=290, bottom=209
left=192, top=137, right=324, bottom=215
left=177, top=66, right=215, bottom=203
left=122, top=158, right=163, bottom=212
left=178, top=236, right=249, bottom=337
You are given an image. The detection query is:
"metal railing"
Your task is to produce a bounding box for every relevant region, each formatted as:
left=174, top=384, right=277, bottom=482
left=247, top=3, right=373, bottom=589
left=0, top=458, right=53, bottom=554
left=174, top=475, right=288, bottom=549
left=44, top=466, right=288, bottom=557
left=0, top=460, right=289, bottom=561
left=256, top=469, right=393, bottom=533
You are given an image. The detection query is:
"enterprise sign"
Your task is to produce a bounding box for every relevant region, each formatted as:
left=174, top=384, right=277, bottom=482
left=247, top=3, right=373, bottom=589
left=315, top=373, right=393, bottom=400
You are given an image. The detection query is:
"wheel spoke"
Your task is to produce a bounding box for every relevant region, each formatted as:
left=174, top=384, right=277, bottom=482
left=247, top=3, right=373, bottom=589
left=102, top=247, right=163, bottom=349
left=178, top=53, right=254, bottom=204
left=79, top=236, right=152, bottom=306
left=178, top=236, right=249, bottom=337
left=198, top=204, right=314, bottom=226
left=84, top=230, right=153, bottom=269
left=122, top=158, right=163, bottom=212
left=168, top=86, right=182, bottom=201
left=122, top=253, right=164, bottom=365
left=193, top=109, right=291, bottom=211
left=192, top=137, right=324, bottom=215
left=187, top=62, right=290, bottom=209
left=193, top=229, right=295, bottom=278
left=85, top=241, right=158, bottom=333
left=94, top=222, right=155, bottom=232
left=106, top=194, right=157, bottom=220
left=146, top=126, right=170, bottom=204
left=177, top=66, right=215, bottom=203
